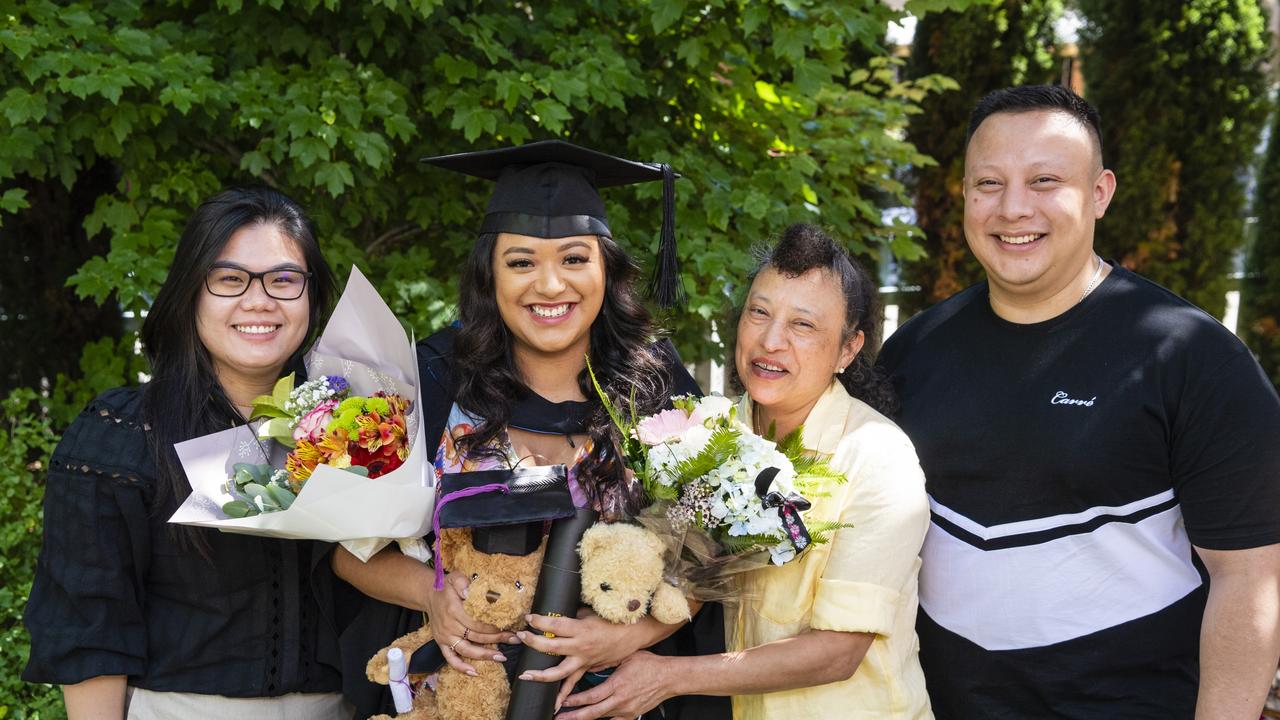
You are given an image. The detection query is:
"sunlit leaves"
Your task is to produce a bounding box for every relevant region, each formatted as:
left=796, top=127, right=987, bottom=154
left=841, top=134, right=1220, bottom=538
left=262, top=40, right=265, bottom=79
left=905, top=0, right=986, bottom=15
left=0, top=0, right=970, bottom=370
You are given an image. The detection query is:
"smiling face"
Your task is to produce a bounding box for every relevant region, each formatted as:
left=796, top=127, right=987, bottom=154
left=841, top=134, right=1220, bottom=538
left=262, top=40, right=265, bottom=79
left=195, top=222, right=311, bottom=394
left=735, top=266, right=861, bottom=437
left=492, top=232, right=605, bottom=367
left=964, top=109, right=1116, bottom=319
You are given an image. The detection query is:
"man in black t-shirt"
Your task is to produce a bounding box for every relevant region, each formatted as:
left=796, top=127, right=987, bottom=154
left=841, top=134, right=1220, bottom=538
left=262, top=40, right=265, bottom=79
left=878, top=85, right=1280, bottom=719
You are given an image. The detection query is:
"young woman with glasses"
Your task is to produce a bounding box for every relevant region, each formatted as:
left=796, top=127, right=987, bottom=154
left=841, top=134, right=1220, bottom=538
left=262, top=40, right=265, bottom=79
left=22, top=187, right=351, bottom=719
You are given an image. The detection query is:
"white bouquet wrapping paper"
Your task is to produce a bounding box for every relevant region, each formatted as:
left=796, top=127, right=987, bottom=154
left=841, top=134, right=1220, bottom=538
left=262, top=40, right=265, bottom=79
left=168, top=266, right=435, bottom=562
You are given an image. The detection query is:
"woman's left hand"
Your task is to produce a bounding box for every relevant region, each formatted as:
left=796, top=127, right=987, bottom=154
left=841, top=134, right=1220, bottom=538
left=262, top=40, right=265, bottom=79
left=516, top=607, right=646, bottom=682
left=554, top=651, right=673, bottom=720
left=517, top=606, right=674, bottom=710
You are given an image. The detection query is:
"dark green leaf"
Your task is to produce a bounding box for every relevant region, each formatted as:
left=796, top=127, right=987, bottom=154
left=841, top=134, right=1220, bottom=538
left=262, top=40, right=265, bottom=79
left=651, top=0, right=687, bottom=33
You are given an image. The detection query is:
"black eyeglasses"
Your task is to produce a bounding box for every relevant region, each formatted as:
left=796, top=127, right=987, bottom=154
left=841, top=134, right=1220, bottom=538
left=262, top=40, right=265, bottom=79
left=205, top=266, right=312, bottom=300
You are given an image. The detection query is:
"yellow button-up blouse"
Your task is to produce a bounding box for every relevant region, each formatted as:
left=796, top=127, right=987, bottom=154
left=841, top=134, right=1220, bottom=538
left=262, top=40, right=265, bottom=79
left=729, top=381, right=933, bottom=719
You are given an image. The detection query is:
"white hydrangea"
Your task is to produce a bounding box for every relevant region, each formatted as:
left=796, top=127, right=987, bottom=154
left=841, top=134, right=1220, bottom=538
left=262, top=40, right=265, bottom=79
left=646, top=424, right=713, bottom=486
left=702, top=451, right=788, bottom=540
left=768, top=542, right=797, bottom=565
left=637, top=404, right=812, bottom=566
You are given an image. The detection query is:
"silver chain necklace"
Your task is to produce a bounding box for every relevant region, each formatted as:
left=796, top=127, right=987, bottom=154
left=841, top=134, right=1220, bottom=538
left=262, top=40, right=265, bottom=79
left=1078, top=254, right=1105, bottom=304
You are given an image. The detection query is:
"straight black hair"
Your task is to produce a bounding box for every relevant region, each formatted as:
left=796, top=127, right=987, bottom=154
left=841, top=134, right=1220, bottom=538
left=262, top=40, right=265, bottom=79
left=141, top=187, right=335, bottom=530
left=966, top=84, right=1104, bottom=161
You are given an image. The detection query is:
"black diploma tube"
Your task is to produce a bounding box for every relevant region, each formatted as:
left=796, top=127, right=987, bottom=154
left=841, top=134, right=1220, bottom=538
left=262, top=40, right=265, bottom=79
left=507, top=506, right=598, bottom=719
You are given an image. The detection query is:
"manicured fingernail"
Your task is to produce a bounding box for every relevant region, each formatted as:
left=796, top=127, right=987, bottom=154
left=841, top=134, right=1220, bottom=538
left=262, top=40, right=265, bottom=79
left=515, top=631, right=527, bottom=640
left=467, top=669, right=478, bottom=677
left=518, top=673, right=531, bottom=681
left=493, top=653, right=506, bottom=662
left=461, top=587, right=469, bottom=599
left=507, top=634, right=520, bottom=644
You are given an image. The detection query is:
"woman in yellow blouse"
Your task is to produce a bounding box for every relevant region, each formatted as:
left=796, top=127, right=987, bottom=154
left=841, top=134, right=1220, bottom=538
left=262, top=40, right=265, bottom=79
left=556, top=223, right=933, bottom=720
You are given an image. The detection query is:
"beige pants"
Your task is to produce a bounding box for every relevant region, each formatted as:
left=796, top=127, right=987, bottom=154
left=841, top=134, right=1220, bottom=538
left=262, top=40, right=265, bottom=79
left=126, top=687, right=351, bottom=720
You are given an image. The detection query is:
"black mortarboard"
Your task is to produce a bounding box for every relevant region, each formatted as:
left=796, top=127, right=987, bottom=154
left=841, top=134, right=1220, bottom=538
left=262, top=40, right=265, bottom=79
left=421, top=140, right=684, bottom=308
left=435, top=465, right=575, bottom=556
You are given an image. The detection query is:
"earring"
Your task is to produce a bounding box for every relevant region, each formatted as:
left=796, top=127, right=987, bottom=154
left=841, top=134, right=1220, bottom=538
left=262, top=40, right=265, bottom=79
left=837, top=366, right=846, bottom=374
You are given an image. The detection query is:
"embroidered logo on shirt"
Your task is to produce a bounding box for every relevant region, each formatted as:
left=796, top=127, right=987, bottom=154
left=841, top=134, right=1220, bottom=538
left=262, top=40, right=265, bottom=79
left=1051, top=390, right=1096, bottom=407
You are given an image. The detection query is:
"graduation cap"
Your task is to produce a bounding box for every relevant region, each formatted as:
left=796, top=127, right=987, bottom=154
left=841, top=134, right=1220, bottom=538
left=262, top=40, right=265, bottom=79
left=421, top=140, right=684, bottom=308
left=434, top=465, right=575, bottom=558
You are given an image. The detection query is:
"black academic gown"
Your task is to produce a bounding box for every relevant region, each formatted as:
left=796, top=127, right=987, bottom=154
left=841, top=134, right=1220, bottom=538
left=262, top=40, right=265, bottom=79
left=336, top=327, right=729, bottom=719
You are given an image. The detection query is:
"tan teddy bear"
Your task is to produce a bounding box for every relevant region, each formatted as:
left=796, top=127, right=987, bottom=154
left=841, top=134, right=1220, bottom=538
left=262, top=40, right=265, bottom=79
left=578, top=522, right=690, bottom=625
left=365, top=527, right=546, bottom=720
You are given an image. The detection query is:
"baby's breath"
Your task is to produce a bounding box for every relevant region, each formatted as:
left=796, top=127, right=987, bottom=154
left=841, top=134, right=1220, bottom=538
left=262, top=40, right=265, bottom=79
left=284, top=375, right=348, bottom=417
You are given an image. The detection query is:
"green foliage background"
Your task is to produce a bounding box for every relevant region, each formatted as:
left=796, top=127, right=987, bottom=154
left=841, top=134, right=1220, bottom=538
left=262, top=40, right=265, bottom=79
left=0, top=0, right=972, bottom=714
left=5, top=2, right=1273, bottom=714
left=1076, top=0, right=1271, bottom=318
left=1241, top=102, right=1280, bottom=388
left=901, top=0, right=1061, bottom=315
left=0, top=390, right=62, bottom=720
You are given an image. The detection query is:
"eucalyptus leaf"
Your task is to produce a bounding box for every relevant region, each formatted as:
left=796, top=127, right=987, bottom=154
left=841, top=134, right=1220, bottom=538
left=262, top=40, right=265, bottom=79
left=222, top=499, right=259, bottom=518
left=232, top=465, right=256, bottom=488
left=265, top=483, right=296, bottom=509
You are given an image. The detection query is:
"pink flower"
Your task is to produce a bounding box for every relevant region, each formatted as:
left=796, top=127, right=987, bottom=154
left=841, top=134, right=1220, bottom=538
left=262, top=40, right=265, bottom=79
left=636, top=408, right=699, bottom=445
left=293, top=398, right=338, bottom=444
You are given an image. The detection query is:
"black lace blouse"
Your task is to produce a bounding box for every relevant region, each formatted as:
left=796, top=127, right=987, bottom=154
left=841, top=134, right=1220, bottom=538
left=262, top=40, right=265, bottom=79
left=22, top=387, right=342, bottom=697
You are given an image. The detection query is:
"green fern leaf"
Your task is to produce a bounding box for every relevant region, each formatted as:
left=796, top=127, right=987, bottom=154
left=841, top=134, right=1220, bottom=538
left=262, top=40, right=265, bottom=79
left=666, top=425, right=741, bottom=485
left=804, top=520, right=856, bottom=545
left=585, top=356, right=628, bottom=435
left=776, top=425, right=804, bottom=456
left=716, top=531, right=782, bottom=553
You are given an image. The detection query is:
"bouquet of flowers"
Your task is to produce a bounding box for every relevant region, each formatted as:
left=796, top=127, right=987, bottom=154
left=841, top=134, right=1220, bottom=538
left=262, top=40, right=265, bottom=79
left=219, top=373, right=412, bottom=517
left=169, top=266, right=435, bottom=561
left=632, top=397, right=827, bottom=564
left=590, top=365, right=850, bottom=594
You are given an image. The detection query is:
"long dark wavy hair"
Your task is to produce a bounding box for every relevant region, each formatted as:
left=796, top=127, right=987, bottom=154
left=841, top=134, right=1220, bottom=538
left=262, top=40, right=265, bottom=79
left=452, top=232, right=670, bottom=514
left=141, top=187, right=336, bottom=520
left=734, top=222, right=896, bottom=416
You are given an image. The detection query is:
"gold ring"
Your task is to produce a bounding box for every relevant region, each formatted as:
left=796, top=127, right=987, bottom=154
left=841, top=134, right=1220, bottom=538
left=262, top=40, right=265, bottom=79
left=449, top=637, right=463, bottom=652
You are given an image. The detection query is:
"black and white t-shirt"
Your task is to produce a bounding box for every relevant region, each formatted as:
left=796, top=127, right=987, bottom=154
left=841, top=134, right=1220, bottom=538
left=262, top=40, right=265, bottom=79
left=878, top=265, right=1280, bottom=720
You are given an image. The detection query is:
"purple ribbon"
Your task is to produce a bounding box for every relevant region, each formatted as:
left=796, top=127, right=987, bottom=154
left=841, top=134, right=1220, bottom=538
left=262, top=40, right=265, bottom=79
left=431, top=481, right=511, bottom=590
left=391, top=675, right=416, bottom=702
